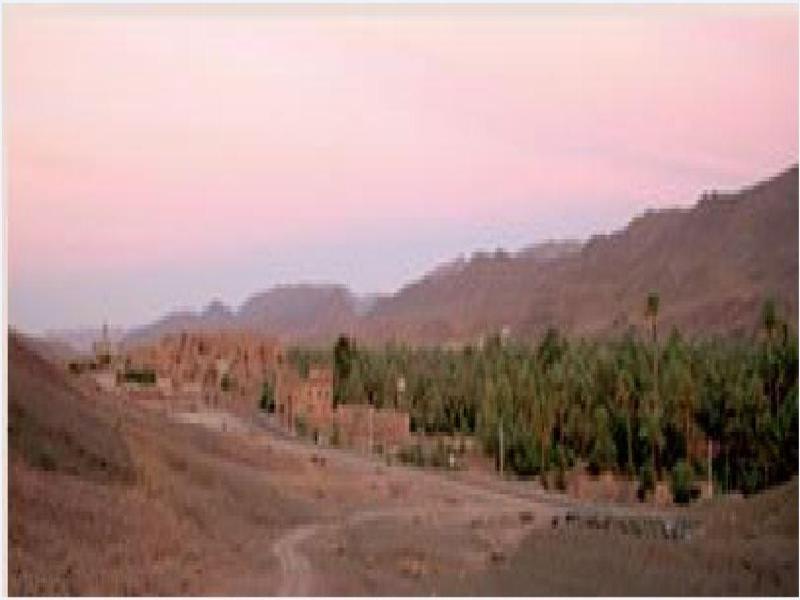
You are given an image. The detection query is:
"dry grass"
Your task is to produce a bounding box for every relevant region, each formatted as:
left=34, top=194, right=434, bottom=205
left=8, top=332, right=798, bottom=596
left=444, top=480, right=798, bottom=596
left=8, top=333, right=316, bottom=595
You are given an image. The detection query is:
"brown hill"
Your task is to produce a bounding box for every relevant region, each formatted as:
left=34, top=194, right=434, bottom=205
left=8, top=331, right=134, bottom=482
left=118, top=165, right=797, bottom=346
left=7, top=331, right=316, bottom=595
left=360, top=165, right=798, bottom=342
left=123, top=299, right=238, bottom=346
left=237, top=284, right=358, bottom=338
left=43, top=326, right=125, bottom=355
left=124, top=284, right=358, bottom=346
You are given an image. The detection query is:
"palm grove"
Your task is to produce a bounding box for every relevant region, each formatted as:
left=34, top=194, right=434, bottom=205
left=289, top=296, right=797, bottom=501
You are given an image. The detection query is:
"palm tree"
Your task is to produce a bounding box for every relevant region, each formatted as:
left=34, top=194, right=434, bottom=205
left=761, top=298, right=779, bottom=417
left=676, top=363, right=696, bottom=462
left=646, top=293, right=660, bottom=345
left=646, top=292, right=661, bottom=475
left=536, top=375, right=555, bottom=476
left=615, top=369, right=635, bottom=475
left=762, top=298, right=777, bottom=341
left=641, top=398, right=663, bottom=482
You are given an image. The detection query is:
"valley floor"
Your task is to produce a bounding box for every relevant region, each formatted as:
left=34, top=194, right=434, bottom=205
left=8, top=376, right=798, bottom=596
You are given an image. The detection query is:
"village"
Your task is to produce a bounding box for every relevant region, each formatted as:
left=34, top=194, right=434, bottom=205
left=68, top=326, right=415, bottom=463
left=64, top=324, right=716, bottom=507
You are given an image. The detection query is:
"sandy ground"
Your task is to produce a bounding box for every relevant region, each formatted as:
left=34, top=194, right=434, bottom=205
left=9, top=371, right=798, bottom=596
left=167, top=409, right=568, bottom=595
left=159, top=408, right=797, bottom=596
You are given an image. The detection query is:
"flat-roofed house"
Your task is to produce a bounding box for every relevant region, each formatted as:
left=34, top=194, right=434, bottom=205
left=275, top=366, right=334, bottom=437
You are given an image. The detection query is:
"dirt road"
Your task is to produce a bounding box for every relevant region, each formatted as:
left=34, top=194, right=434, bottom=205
left=173, top=409, right=689, bottom=595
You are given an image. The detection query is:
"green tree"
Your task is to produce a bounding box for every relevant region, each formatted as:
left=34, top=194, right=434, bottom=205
left=671, top=460, right=694, bottom=503
left=334, top=335, right=355, bottom=405
left=260, top=380, right=275, bottom=412
left=645, top=292, right=661, bottom=474
left=590, top=405, right=617, bottom=473
left=615, top=369, right=635, bottom=475
left=646, top=292, right=660, bottom=345
left=762, top=298, right=778, bottom=341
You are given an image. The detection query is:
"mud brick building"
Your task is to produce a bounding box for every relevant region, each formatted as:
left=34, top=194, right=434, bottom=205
left=273, top=364, right=410, bottom=450
left=122, top=330, right=284, bottom=413
left=333, top=404, right=410, bottom=453
left=275, top=366, right=334, bottom=437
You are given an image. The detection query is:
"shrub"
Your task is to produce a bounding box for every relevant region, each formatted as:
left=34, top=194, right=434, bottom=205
left=220, top=373, right=232, bottom=392
left=122, top=368, right=156, bottom=385
left=398, top=444, right=424, bottom=466
left=738, top=460, right=763, bottom=496
left=638, top=464, right=656, bottom=501
left=671, top=460, right=694, bottom=504
left=260, top=381, right=275, bottom=412
left=589, top=406, right=617, bottom=474
left=505, top=434, right=540, bottom=477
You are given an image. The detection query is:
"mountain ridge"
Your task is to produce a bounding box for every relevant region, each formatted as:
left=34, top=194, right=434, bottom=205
left=109, top=164, right=798, bottom=346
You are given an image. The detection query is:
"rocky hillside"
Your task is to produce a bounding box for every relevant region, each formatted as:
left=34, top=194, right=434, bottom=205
left=359, top=165, right=798, bottom=342
left=117, top=165, right=797, bottom=346
left=124, top=284, right=359, bottom=346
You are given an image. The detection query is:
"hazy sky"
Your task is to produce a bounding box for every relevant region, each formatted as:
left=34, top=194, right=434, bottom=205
left=6, top=4, right=798, bottom=333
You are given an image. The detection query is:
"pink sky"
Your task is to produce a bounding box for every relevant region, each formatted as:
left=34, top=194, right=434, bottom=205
left=6, top=4, right=798, bottom=332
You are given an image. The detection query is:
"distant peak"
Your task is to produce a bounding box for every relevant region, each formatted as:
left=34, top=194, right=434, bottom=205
left=515, top=239, right=584, bottom=261
left=203, top=299, right=232, bottom=317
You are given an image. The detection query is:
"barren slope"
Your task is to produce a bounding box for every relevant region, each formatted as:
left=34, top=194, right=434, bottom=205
left=364, top=165, right=798, bottom=342
left=115, top=165, right=798, bottom=346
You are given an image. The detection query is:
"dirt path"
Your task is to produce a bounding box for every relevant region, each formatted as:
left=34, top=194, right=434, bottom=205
left=172, top=410, right=688, bottom=595
left=265, top=441, right=564, bottom=596
left=272, top=508, right=415, bottom=596
left=273, top=522, right=319, bottom=596
left=271, top=500, right=536, bottom=596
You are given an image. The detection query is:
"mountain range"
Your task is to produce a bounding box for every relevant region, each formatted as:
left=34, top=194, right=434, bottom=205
left=71, top=165, right=798, bottom=350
